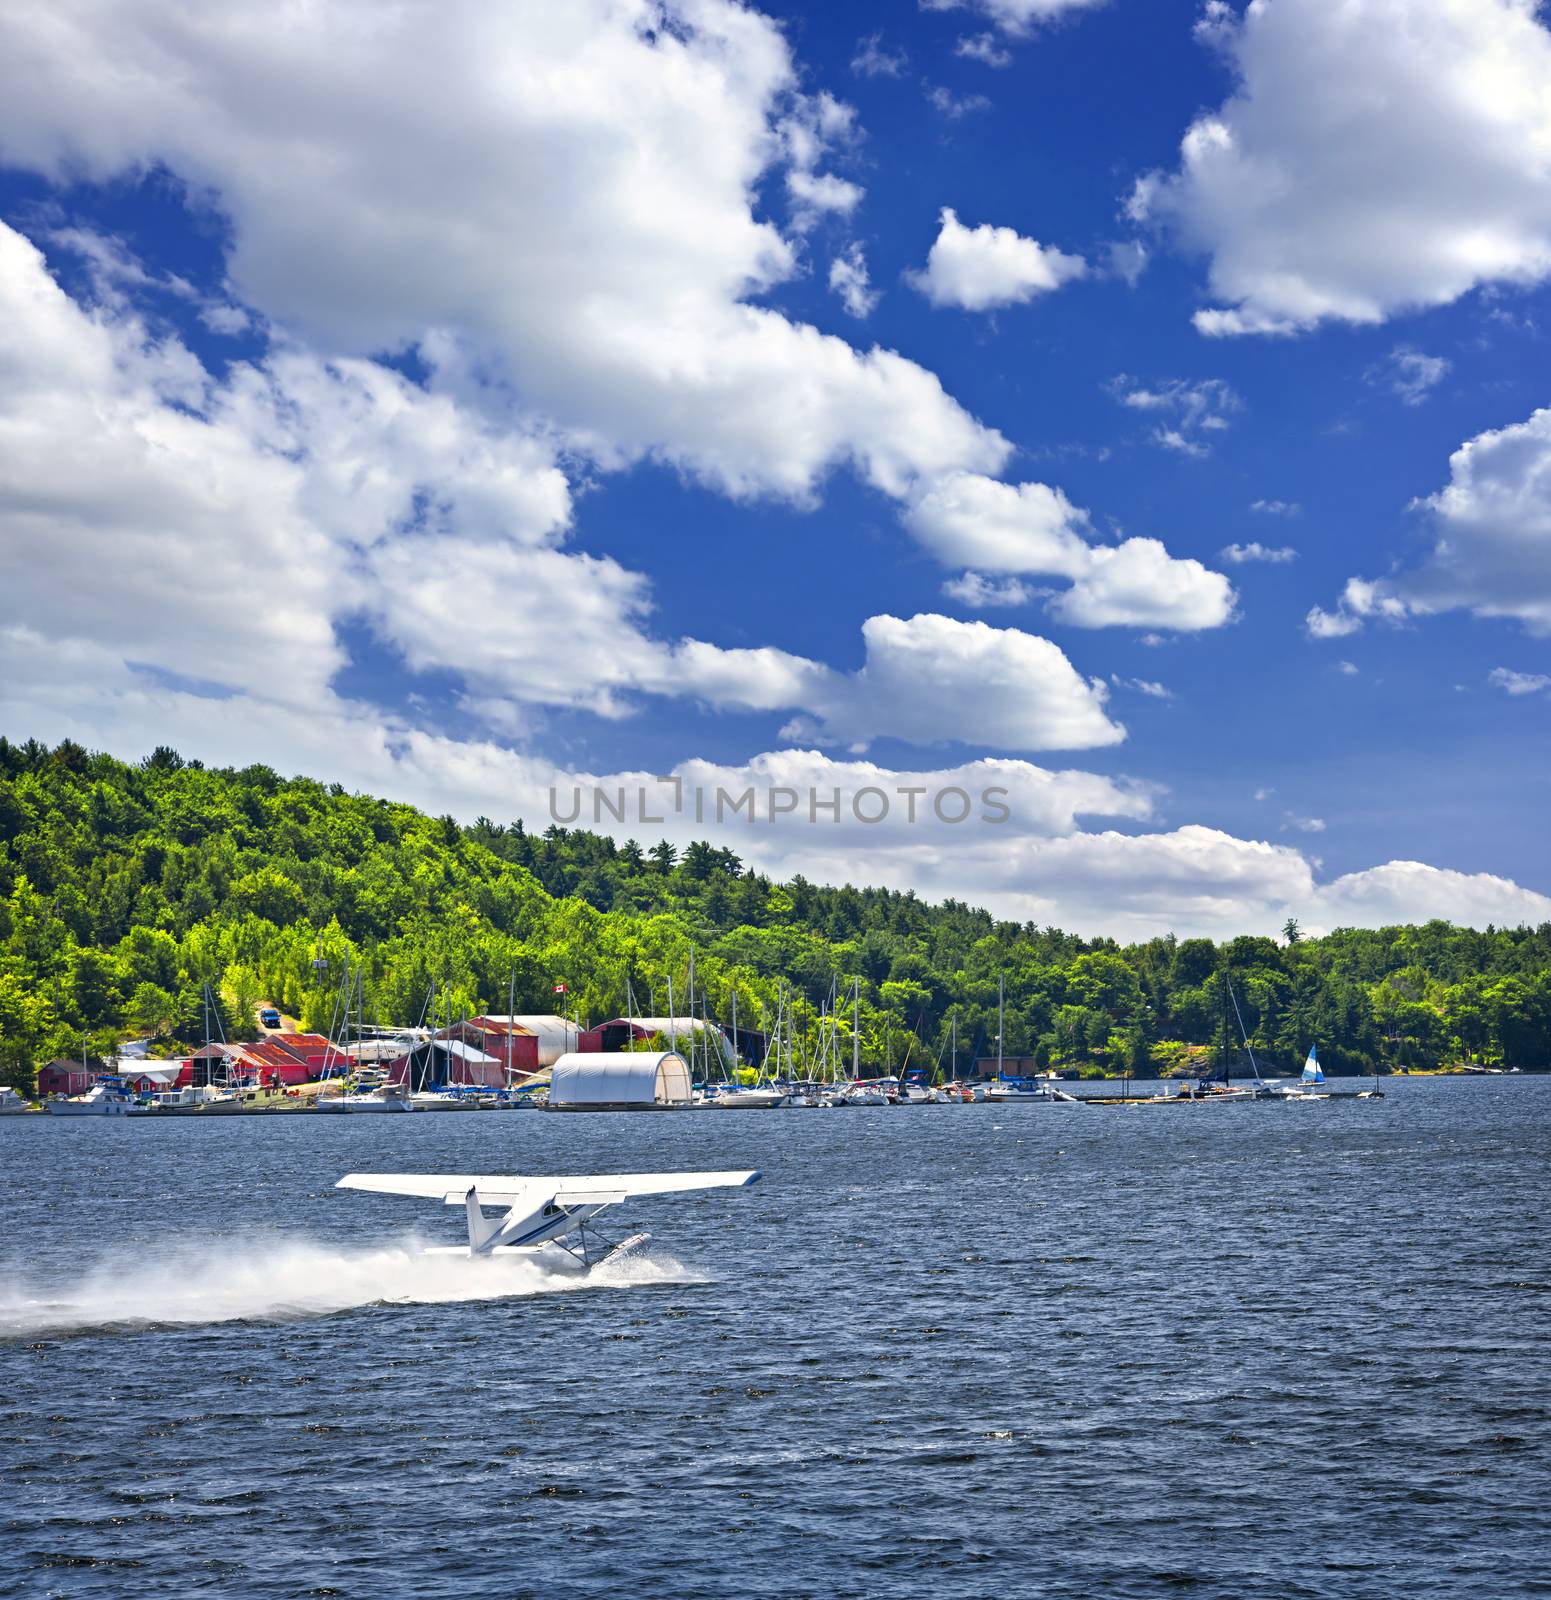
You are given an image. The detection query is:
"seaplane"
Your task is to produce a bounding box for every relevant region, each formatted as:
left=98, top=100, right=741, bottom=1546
left=336, top=1167, right=760, bottom=1272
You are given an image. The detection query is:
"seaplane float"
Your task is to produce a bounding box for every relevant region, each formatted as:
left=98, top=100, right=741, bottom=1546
left=337, top=1166, right=760, bottom=1272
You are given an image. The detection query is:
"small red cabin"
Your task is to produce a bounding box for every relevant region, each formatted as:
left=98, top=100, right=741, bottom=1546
left=36, top=1060, right=95, bottom=1097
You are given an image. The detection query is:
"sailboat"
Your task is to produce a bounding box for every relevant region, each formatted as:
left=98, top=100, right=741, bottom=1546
left=837, top=976, right=887, bottom=1105
left=715, top=975, right=786, bottom=1108
left=983, top=975, right=1075, bottom=1103
left=1279, top=1045, right=1331, bottom=1102
left=316, top=958, right=413, bottom=1112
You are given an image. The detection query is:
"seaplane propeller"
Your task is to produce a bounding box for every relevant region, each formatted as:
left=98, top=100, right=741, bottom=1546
left=337, top=1168, right=760, bottom=1271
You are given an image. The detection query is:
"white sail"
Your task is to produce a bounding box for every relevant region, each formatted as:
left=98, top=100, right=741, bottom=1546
left=1302, top=1046, right=1324, bottom=1084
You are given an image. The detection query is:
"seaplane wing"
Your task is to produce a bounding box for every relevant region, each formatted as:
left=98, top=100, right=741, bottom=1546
left=336, top=1169, right=760, bottom=1267
left=337, top=1170, right=759, bottom=1204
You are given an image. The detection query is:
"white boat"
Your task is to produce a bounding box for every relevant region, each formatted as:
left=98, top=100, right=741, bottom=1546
left=147, top=1084, right=242, bottom=1114
left=316, top=1084, right=415, bottom=1113
left=984, top=1076, right=1075, bottom=1103
left=46, top=1076, right=137, bottom=1116
left=837, top=1082, right=888, bottom=1106
left=714, top=1086, right=787, bottom=1109
left=981, top=976, right=1080, bottom=1103
left=980, top=978, right=1079, bottom=1102
left=0, top=1086, right=31, bottom=1115
left=408, top=1090, right=462, bottom=1110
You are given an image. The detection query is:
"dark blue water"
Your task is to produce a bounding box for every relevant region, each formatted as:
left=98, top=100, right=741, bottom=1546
left=2, top=1079, right=1547, bottom=1599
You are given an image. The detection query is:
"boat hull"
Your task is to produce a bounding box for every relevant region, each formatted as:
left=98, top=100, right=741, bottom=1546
left=315, top=1096, right=415, bottom=1113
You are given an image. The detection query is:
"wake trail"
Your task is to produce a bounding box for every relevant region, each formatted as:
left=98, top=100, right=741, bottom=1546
left=0, top=1235, right=703, bottom=1339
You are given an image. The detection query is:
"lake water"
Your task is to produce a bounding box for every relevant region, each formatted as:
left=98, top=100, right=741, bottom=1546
left=2, top=1078, right=1547, bottom=1599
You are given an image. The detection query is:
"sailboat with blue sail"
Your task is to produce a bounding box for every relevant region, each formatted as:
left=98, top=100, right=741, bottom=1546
left=1281, top=1044, right=1331, bottom=1101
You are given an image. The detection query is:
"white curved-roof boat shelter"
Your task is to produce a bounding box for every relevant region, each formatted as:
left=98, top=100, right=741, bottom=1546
left=548, top=1051, right=691, bottom=1111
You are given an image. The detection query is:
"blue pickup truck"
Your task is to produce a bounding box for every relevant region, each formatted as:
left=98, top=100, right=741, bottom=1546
left=258, top=1007, right=281, bottom=1028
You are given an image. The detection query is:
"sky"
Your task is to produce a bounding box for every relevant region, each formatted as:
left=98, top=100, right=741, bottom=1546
left=2, top=0, right=1550, bottom=940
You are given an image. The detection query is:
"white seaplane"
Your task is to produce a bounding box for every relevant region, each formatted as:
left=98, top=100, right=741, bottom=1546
left=337, top=1167, right=760, bottom=1272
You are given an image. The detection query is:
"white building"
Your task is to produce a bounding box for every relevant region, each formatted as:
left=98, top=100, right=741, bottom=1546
left=547, top=1051, right=692, bottom=1111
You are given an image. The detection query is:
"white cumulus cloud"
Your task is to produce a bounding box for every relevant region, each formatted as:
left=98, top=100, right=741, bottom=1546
left=904, top=472, right=1235, bottom=631
left=910, top=207, right=1086, bottom=311
left=1133, top=0, right=1551, bottom=335
left=0, top=0, right=1007, bottom=506
left=0, top=221, right=1127, bottom=758
left=780, top=613, right=1124, bottom=753
left=1053, top=539, right=1236, bottom=633
left=905, top=472, right=1094, bottom=577
left=1314, top=405, right=1551, bottom=637
left=1308, top=860, right=1551, bottom=933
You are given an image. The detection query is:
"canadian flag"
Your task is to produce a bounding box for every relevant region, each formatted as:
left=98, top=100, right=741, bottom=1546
left=552, top=982, right=567, bottom=994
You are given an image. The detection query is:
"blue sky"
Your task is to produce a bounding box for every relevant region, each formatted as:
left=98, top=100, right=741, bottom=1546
left=1, top=0, right=1550, bottom=937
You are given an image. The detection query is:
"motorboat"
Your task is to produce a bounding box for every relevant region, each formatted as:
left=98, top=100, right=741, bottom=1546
left=408, top=1088, right=464, bottom=1111
left=714, top=1084, right=787, bottom=1109
left=837, top=1081, right=888, bottom=1106
left=984, top=1075, right=1077, bottom=1103
left=146, top=1083, right=242, bottom=1114
left=315, top=1083, right=415, bottom=1112
left=0, top=1086, right=32, bottom=1115
left=46, top=1076, right=137, bottom=1116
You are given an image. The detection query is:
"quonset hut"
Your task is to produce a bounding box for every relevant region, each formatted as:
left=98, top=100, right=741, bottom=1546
left=547, top=1051, right=692, bottom=1111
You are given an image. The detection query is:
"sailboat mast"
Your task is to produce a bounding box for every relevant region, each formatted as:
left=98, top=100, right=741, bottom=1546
left=853, top=975, right=860, bottom=1081
left=998, top=973, right=1004, bottom=1077
left=1225, top=972, right=1262, bottom=1085
left=784, top=983, right=791, bottom=1079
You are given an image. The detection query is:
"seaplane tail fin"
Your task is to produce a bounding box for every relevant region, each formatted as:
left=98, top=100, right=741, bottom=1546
left=465, top=1187, right=505, bottom=1254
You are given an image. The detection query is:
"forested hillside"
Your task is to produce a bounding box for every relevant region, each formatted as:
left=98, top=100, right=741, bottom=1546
left=3, top=736, right=1550, bottom=1088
